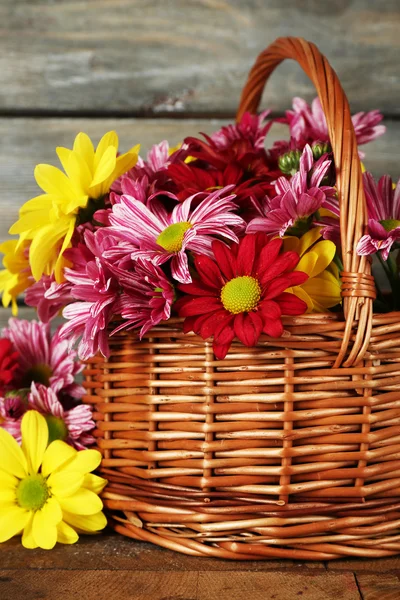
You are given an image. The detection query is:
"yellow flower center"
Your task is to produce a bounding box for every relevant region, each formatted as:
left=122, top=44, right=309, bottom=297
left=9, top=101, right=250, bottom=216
left=380, top=218, right=400, bottom=232
left=221, top=276, right=261, bottom=314
left=156, top=222, right=192, bottom=253
left=23, top=364, right=53, bottom=387
left=16, top=474, right=49, bottom=511
left=45, top=415, right=69, bottom=444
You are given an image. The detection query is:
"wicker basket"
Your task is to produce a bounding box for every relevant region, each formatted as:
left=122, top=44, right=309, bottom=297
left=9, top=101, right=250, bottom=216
left=83, top=37, right=400, bottom=560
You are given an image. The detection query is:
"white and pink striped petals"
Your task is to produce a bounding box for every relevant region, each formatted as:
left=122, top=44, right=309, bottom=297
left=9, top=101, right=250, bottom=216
left=3, top=318, right=51, bottom=372
left=171, top=252, right=192, bottom=284
left=352, top=109, right=386, bottom=146
left=393, top=179, right=400, bottom=219
left=29, top=382, right=64, bottom=418
left=64, top=404, right=95, bottom=439
left=309, top=156, right=332, bottom=188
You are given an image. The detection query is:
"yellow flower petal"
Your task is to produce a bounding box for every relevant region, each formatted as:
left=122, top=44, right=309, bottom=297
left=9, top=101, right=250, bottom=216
left=302, top=276, right=341, bottom=308
left=63, top=510, right=107, bottom=533
left=0, top=469, right=19, bottom=489
left=73, top=132, right=95, bottom=172
left=21, top=411, right=48, bottom=475
left=59, top=489, right=103, bottom=515
left=54, top=216, right=76, bottom=283
left=0, top=427, right=28, bottom=479
left=0, top=487, right=17, bottom=504
left=94, top=131, right=118, bottom=170
left=29, top=218, right=74, bottom=281
left=290, top=286, right=313, bottom=312
left=57, top=520, right=79, bottom=545
left=41, top=496, right=63, bottom=525
left=0, top=504, right=30, bottom=543
left=83, top=473, right=107, bottom=495
left=21, top=514, right=37, bottom=549
left=48, top=471, right=84, bottom=498
left=42, top=440, right=77, bottom=478
left=34, top=164, right=78, bottom=202
left=32, top=508, right=58, bottom=550
left=297, top=227, right=322, bottom=255
left=309, top=240, right=336, bottom=278
left=61, top=448, right=102, bottom=476
left=89, top=145, right=117, bottom=196
left=296, top=251, right=318, bottom=278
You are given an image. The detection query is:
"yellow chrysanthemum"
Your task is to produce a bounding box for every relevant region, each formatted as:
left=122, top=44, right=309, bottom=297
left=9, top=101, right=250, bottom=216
left=283, top=228, right=341, bottom=312
left=0, top=411, right=107, bottom=550
left=0, top=240, right=31, bottom=315
left=10, top=131, right=140, bottom=283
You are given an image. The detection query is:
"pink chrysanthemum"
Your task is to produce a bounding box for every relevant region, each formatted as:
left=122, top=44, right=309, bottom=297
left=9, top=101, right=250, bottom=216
left=111, top=258, right=175, bottom=338
left=28, top=382, right=95, bottom=450
left=25, top=275, right=72, bottom=323
left=357, top=173, right=400, bottom=260
left=3, top=318, right=84, bottom=398
left=286, top=97, right=385, bottom=158
left=211, top=110, right=273, bottom=151
left=247, top=145, right=337, bottom=238
left=0, top=393, right=25, bottom=442
left=108, top=186, right=244, bottom=284
left=60, top=231, right=120, bottom=360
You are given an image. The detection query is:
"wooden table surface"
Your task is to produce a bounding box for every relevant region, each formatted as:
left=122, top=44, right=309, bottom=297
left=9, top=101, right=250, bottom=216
left=1, top=533, right=400, bottom=599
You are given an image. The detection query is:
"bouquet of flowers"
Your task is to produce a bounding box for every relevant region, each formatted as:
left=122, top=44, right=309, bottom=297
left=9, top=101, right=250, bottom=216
left=0, top=96, right=391, bottom=361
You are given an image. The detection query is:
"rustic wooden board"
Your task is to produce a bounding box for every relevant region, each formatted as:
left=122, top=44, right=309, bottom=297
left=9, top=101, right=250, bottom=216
left=0, top=117, right=398, bottom=243
left=0, top=1, right=399, bottom=115
left=0, top=568, right=362, bottom=600
left=355, top=573, right=400, bottom=600
left=0, top=534, right=324, bottom=572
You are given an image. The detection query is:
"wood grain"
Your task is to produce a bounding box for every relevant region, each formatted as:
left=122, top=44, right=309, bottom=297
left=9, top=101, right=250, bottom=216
left=355, top=573, right=400, bottom=600
left=0, top=117, right=398, bottom=243
left=0, top=569, right=362, bottom=600
left=0, top=1, right=399, bottom=115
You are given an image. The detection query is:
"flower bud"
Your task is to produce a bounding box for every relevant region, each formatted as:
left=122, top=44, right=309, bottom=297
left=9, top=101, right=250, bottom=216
left=278, top=150, right=302, bottom=175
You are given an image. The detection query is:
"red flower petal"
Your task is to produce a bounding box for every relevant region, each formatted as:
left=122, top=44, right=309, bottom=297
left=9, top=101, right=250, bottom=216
left=263, top=276, right=295, bottom=300
left=212, top=240, right=236, bottom=280
left=194, top=255, right=224, bottom=290
left=256, top=237, right=282, bottom=274
left=214, top=322, right=235, bottom=345
left=259, top=299, right=282, bottom=321
left=237, top=234, right=256, bottom=276
left=234, top=312, right=263, bottom=347
left=213, top=341, right=231, bottom=360
left=275, top=292, right=308, bottom=315
left=286, top=271, right=309, bottom=286
left=199, top=310, right=233, bottom=340
left=178, top=281, right=218, bottom=297
left=262, top=318, right=284, bottom=338
left=259, top=251, right=300, bottom=283
left=178, top=296, right=222, bottom=317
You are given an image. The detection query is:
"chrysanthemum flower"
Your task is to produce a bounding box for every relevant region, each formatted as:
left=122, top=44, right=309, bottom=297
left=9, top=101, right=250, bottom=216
left=0, top=338, right=19, bottom=394
left=9, top=131, right=140, bottom=282
left=0, top=240, right=32, bottom=315
left=210, top=110, right=273, bottom=151
left=0, top=394, right=25, bottom=442
left=25, top=275, right=72, bottom=323
left=247, top=145, right=336, bottom=238
left=0, top=410, right=106, bottom=549
left=282, top=229, right=341, bottom=312
left=111, top=258, right=175, bottom=338
left=28, top=383, right=95, bottom=450
left=176, top=234, right=308, bottom=359
left=357, top=173, right=400, bottom=260
left=108, top=186, right=244, bottom=284
left=284, top=97, right=385, bottom=158
left=3, top=318, right=84, bottom=399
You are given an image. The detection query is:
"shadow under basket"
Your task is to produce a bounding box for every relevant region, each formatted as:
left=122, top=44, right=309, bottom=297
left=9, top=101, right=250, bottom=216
left=83, top=37, right=400, bottom=560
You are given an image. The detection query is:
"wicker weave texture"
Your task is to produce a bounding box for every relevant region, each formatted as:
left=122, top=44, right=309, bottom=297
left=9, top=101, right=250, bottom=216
left=84, top=315, right=400, bottom=560
left=83, top=37, right=400, bottom=559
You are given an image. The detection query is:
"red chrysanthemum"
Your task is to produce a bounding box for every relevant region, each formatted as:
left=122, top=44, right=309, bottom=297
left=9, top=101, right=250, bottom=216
left=0, top=338, right=19, bottom=393
left=175, top=233, right=308, bottom=359
left=168, top=134, right=280, bottom=207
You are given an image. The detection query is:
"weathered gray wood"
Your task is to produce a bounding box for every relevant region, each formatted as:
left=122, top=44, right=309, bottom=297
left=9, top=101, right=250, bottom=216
left=0, top=1, right=399, bottom=115
left=0, top=117, right=398, bottom=243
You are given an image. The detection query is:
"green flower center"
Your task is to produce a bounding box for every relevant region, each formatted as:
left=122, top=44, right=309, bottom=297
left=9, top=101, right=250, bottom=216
left=16, top=474, right=49, bottom=511
left=380, top=218, right=400, bottom=232
left=45, top=415, right=69, bottom=444
left=23, top=363, right=53, bottom=387
left=221, top=276, right=261, bottom=314
left=77, top=195, right=106, bottom=226
left=156, top=222, right=192, bottom=253
left=286, top=216, right=313, bottom=237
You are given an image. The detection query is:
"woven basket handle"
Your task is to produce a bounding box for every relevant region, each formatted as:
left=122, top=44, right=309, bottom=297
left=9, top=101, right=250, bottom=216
left=237, top=36, right=375, bottom=367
